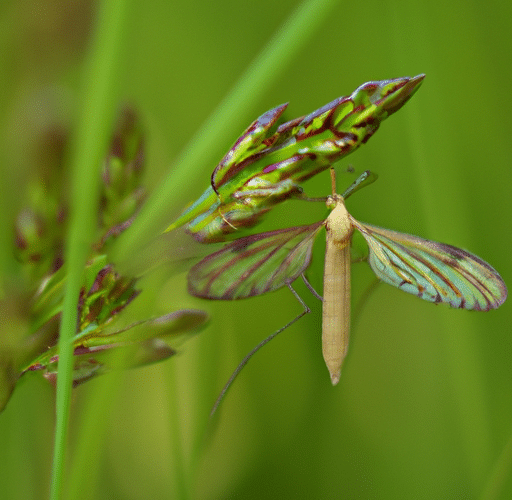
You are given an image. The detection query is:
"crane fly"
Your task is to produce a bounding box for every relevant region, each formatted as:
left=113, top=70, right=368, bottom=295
left=188, top=168, right=507, bottom=411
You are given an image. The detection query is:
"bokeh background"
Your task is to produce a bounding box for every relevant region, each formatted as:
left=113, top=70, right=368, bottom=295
left=1, top=0, right=511, bottom=499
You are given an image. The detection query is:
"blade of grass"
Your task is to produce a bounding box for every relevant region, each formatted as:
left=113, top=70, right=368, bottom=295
left=65, top=355, right=132, bottom=499
left=401, top=63, right=492, bottom=493
left=388, top=9, right=495, bottom=488
left=110, top=0, right=342, bottom=266
left=49, top=1, right=128, bottom=499
left=62, top=2, right=343, bottom=497
left=479, top=426, right=512, bottom=500
left=159, top=2, right=344, bottom=493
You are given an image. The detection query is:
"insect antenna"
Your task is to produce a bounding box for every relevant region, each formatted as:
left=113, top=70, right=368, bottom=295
left=210, top=281, right=312, bottom=417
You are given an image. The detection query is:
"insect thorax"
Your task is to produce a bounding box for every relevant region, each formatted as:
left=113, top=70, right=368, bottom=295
left=326, top=194, right=353, bottom=244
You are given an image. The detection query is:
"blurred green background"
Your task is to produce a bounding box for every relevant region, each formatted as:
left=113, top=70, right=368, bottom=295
left=1, top=0, right=511, bottom=499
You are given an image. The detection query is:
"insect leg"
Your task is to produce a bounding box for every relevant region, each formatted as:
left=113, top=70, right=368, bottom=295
left=210, top=283, right=310, bottom=417
left=301, top=272, right=323, bottom=302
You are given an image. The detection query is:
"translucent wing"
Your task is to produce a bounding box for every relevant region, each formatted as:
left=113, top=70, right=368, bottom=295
left=350, top=218, right=507, bottom=310
left=188, top=222, right=324, bottom=299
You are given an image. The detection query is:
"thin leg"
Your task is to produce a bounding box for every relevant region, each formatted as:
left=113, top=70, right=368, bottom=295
left=301, top=272, right=323, bottom=302
left=210, top=283, right=310, bottom=417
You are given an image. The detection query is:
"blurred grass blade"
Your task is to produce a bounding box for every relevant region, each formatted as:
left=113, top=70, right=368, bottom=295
left=479, top=427, right=512, bottom=500
left=111, top=0, right=342, bottom=264
left=49, top=1, right=128, bottom=499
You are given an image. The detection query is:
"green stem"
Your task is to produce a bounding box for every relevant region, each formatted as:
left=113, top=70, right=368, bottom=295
left=49, top=1, right=127, bottom=499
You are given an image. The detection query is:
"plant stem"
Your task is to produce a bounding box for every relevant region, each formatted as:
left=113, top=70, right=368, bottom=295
left=49, top=1, right=127, bottom=499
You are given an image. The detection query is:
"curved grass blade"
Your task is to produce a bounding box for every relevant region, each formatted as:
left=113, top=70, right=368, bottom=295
left=350, top=220, right=507, bottom=310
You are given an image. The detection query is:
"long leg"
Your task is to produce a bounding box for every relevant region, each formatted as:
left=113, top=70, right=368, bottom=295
left=301, top=273, right=323, bottom=301
left=210, top=283, right=310, bottom=417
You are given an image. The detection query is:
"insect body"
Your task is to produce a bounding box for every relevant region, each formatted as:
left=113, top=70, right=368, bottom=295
left=189, top=169, right=507, bottom=393
left=322, top=192, right=353, bottom=384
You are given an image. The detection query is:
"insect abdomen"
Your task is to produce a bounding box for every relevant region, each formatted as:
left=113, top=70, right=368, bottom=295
left=322, top=197, right=353, bottom=385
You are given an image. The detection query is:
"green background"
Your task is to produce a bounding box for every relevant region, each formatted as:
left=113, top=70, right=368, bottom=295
left=1, top=0, right=511, bottom=498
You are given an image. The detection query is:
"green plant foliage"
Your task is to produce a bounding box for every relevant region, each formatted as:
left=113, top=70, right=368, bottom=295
left=167, top=75, right=424, bottom=242
left=1, top=107, right=207, bottom=413
left=1, top=1, right=511, bottom=500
